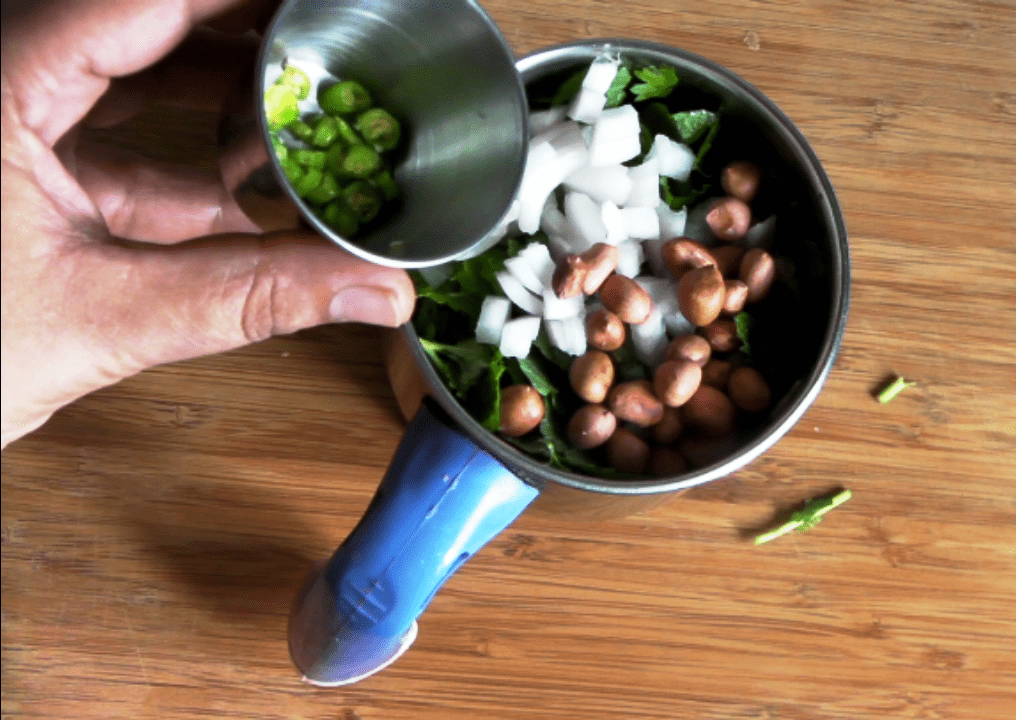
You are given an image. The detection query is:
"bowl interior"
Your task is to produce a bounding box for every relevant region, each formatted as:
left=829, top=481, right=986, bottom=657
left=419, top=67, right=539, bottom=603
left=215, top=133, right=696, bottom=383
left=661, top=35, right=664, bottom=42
left=410, top=39, right=850, bottom=494
left=261, top=0, right=528, bottom=267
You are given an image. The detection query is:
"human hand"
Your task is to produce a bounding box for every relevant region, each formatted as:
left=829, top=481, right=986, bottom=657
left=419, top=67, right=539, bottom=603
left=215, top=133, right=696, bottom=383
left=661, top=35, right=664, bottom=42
left=1, top=0, right=416, bottom=448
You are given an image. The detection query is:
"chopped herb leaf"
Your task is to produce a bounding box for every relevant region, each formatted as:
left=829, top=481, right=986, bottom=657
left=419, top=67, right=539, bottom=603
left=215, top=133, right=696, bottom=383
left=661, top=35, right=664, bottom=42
left=631, top=65, right=679, bottom=102
left=734, top=311, right=754, bottom=359
left=604, top=66, right=633, bottom=108
left=754, top=489, right=852, bottom=545
left=672, top=109, right=719, bottom=144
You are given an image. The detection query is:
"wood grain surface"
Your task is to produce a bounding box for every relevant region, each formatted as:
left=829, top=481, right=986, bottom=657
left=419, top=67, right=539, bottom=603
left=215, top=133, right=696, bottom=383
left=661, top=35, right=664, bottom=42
left=3, top=1, right=1015, bottom=718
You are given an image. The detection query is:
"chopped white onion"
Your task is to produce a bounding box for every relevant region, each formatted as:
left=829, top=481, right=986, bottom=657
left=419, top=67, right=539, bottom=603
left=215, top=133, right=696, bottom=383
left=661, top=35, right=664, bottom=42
left=601, top=201, right=628, bottom=245
left=624, top=161, right=662, bottom=208
left=568, top=88, right=607, bottom=124
left=657, top=203, right=688, bottom=240
left=496, top=271, right=544, bottom=315
left=418, top=263, right=453, bottom=288
left=619, top=206, right=660, bottom=239
left=519, top=242, right=556, bottom=289
left=644, top=134, right=696, bottom=181
left=581, top=54, right=622, bottom=94
left=504, top=255, right=546, bottom=295
left=500, top=315, right=542, bottom=358
left=534, top=120, right=586, bottom=153
left=562, top=164, right=634, bottom=205
left=663, top=309, right=695, bottom=337
left=588, top=105, right=641, bottom=167
left=475, top=295, right=511, bottom=345
left=615, top=240, right=645, bottom=277
left=542, top=289, right=584, bottom=320
left=516, top=143, right=588, bottom=234
left=683, top=201, right=716, bottom=245
left=563, top=192, right=607, bottom=250
left=630, top=307, right=668, bottom=368
left=546, top=316, right=587, bottom=356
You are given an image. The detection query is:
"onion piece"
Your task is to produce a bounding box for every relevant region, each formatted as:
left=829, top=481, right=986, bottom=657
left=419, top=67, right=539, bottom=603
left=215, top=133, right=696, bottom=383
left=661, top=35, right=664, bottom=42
left=500, top=315, right=542, bottom=359
left=657, top=204, right=688, bottom=239
left=563, top=164, right=634, bottom=205
left=615, top=240, right=645, bottom=277
left=644, top=134, right=696, bottom=181
left=619, top=206, right=660, bottom=240
left=516, top=145, right=588, bottom=234
left=563, top=192, right=607, bottom=250
left=496, top=271, right=544, bottom=315
left=581, top=54, right=622, bottom=94
left=475, top=295, right=511, bottom=345
left=519, top=242, right=556, bottom=289
left=568, top=88, right=607, bottom=124
left=629, top=307, right=668, bottom=368
left=624, top=161, right=662, bottom=208
left=547, top=316, right=588, bottom=356
left=601, top=201, right=628, bottom=245
left=588, top=105, right=641, bottom=167
left=542, top=289, right=584, bottom=320
left=504, top=255, right=546, bottom=295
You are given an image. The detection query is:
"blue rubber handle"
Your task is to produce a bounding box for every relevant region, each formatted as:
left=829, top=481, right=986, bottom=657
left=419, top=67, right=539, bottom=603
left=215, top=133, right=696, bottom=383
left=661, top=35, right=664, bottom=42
left=288, top=402, right=539, bottom=685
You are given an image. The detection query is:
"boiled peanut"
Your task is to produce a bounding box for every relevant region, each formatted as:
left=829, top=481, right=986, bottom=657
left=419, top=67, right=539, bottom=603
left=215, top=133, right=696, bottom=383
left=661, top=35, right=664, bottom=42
left=661, top=238, right=717, bottom=280
left=653, top=360, right=703, bottom=408
left=607, top=380, right=665, bottom=427
left=569, top=350, right=615, bottom=404
left=700, top=318, right=741, bottom=353
left=678, top=265, right=726, bottom=327
left=567, top=404, right=617, bottom=450
left=727, top=366, right=772, bottom=412
left=680, top=385, right=737, bottom=436
left=500, top=385, right=545, bottom=437
left=666, top=334, right=711, bottom=367
left=705, top=196, right=752, bottom=241
left=579, top=244, right=620, bottom=294
left=722, top=280, right=749, bottom=315
left=652, top=406, right=684, bottom=445
left=552, top=254, right=585, bottom=298
left=647, top=447, right=689, bottom=477
left=586, top=308, right=626, bottom=351
left=600, top=274, right=653, bottom=325
left=605, top=427, right=651, bottom=474
left=720, top=161, right=762, bottom=203
left=701, top=359, right=733, bottom=390
left=711, top=244, right=746, bottom=279
left=739, top=248, right=776, bottom=304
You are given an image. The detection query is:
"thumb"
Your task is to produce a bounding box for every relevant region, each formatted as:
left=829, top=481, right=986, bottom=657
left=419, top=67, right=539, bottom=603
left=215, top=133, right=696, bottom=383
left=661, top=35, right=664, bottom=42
left=95, top=231, right=416, bottom=372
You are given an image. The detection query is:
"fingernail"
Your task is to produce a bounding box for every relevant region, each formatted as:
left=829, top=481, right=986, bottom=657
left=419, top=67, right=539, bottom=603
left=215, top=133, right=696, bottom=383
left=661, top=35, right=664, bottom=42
left=330, top=285, right=401, bottom=326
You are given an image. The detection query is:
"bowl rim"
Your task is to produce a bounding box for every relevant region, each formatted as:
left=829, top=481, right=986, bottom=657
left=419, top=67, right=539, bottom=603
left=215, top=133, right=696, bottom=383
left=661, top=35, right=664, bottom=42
left=405, top=37, right=851, bottom=495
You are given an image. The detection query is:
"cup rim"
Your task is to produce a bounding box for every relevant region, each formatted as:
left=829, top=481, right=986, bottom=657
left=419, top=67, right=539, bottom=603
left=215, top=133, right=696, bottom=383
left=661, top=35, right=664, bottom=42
left=413, top=37, right=850, bottom=495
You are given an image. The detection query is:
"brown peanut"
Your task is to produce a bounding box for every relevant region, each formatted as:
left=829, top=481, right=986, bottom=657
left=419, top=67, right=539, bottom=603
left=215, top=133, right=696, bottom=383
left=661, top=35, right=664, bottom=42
left=552, top=254, right=585, bottom=298
left=705, top=196, right=752, bottom=241
left=700, top=318, right=741, bottom=353
left=680, top=385, right=737, bottom=436
left=722, top=280, right=749, bottom=315
left=605, top=427, right=651, bottom=474
left=720, top=161, right=762, bottom=203
left=579, top=243, right=619, bottom=294
left=647, top=447, right=689, bottom=477
left=711, top=244, right=746, bottom=279
left=661, top=237, right=717, bottom=280
left=666, top=334, right=711, bottom=367
left=567, top=405, right=617, bottom=450
left=651, top=406, right=684, bottom=445
left=586, top=308, right=626, bottom=351
left=653, top=360, right=702, bottom=408
left=607, top=380, right=665, bottom=427
left=569, top=350, right=615, bottom=404
left=678, top=265, right=726, bottom=327
left=739, top=248, right=776, bottom=304
left=600, top=274, right=653, bottom=325
left=500, top=385, right=545, bottom=437
left=701, top=359, right=733, bottom=390
left=727, top=366, right=772, bottom=412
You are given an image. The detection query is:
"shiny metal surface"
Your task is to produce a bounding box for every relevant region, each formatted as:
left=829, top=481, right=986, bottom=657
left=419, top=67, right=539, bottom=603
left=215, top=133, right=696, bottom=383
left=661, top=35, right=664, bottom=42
left=404, top=39, right=851, bottom=497
left=220, top=0, right=528, bottom=267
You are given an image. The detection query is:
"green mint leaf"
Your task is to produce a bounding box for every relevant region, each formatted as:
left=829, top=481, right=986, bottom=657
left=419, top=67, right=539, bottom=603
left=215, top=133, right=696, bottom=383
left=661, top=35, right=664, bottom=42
left=671, top=109, right=718, bottom=144
left=604, top=65, right=633, bottom=108
left=695, top=117, right=721, bottom=167
left=734, top=312, right=754, bottom=359
left=631, top=65, right=678, bottom=102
